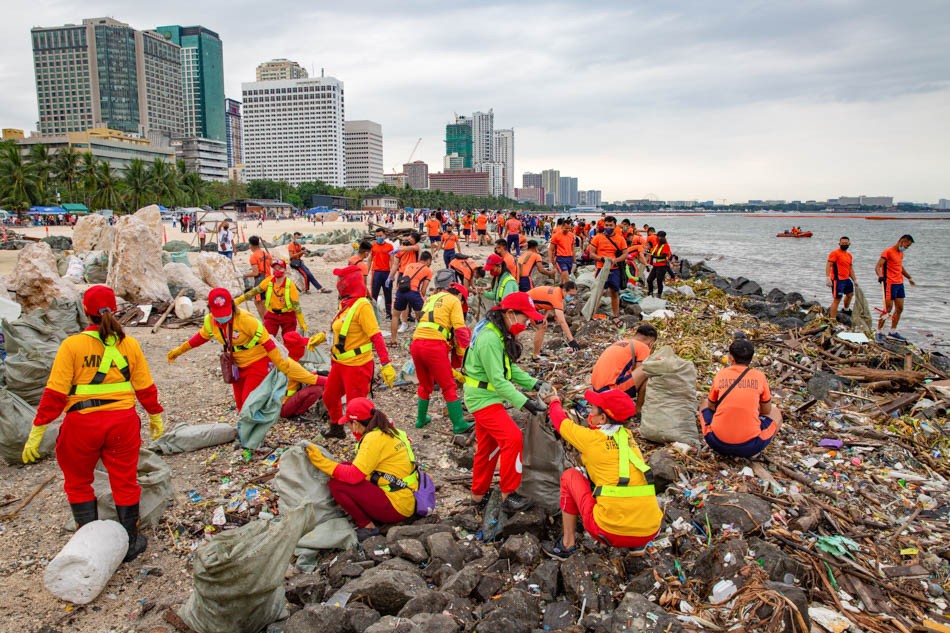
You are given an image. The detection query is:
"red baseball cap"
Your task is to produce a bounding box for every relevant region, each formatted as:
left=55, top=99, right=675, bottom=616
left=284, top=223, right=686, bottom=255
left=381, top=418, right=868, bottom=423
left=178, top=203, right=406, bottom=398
left=82, top=285, right=117, bottom=316
left=208, top=288, right=234, bottom=319
left=484, top=254, right=504, bottom=268
left=449, top=282, right=469, bottom=302
left=283, top=331, right=307, bottom=361
left=584, top=388, right=637, bottom=422
left=272, top=258, right=287, bottom=269
left=337, top=397, right=376, bottom=426
left=494, top=292, right=544, bottom=322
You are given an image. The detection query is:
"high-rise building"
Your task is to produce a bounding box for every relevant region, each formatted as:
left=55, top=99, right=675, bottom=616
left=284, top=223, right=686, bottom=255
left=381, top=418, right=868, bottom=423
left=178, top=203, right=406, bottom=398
left=31, top=18, right=183, bottom=136
left=514, top=187, right=544, bottom=205
left=541, top=169, right=560, bottom=205
left=444, top=154, right=466, bottom=170
left=404, top=161, right=429, bottom=190
left=14, top=127, right=176, bottom=172
left=242, top=75, right=345, bottom=186
left=559, top=176, right=578, bottom=207
left=579, top=190, right=602, bottom=207
left=445, top=116, right=472, bottom=169
left=256, top=58, right=308, bottom=81
left=428, top=170, right=490, bottom=197
left=471, top=109, right=494, bottom=168
left=492, top=129, right=514, bottom=199
left=171, top=136, right=228, bottom=181
left=483, top=162, right=506, bottom=198
left=522, top=172, right=542, bottom=188
left=224, top=98, right=242, bottom=168
left=156, top=25, right=225, bottom=143
left=344, top=120, right=384, bottom=189
left=544, top=191, right=556, bottom=206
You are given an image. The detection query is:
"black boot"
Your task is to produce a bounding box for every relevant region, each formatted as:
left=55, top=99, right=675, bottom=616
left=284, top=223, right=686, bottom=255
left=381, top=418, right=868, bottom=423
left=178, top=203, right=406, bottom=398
left=324, top=423, right=346, bottom=439
left=115, top=504, right=148, bottom=563
left=70, top=500, right=98, bottom=529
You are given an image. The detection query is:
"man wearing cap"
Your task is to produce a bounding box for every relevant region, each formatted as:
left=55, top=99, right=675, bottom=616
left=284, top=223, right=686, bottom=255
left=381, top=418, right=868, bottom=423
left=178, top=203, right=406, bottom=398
left=591, top=324, right=658, bottom=409
left=280, top=331, right=328, bottom=420
left=484, top=253, right=519, bottom=305
left=235, top=258, right=307, bottom=340
left=700, top=339, right=783, bottom=458
left=411, top=275, right=472, bottom=433
left=527, top=282, right=580, bottom=360
left=587, top=216, right=629, bottom=318
left=540, top=388, right=662, bottom=559
left=23, top=285, right=165, bottom=562
left=463, top=292, right=549, bottom=515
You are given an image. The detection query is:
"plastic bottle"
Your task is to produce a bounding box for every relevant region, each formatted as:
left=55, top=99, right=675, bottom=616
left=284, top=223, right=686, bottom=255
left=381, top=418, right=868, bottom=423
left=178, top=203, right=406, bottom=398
left=710, top=579, right=737, bottom=603
left=44, top=520, right=129, bottom=604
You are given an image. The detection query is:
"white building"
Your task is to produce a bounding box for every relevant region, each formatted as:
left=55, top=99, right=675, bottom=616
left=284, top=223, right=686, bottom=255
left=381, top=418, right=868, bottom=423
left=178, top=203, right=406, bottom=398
left=171, top=136, right=228, bottom=182
left=492, top=129, right=514, bottom=199
left=483, top=162, right=506, bottom=198
left=471, top=109, right=494, bottom=169
left=241, top=75, right=345, bottom=186
left=344, top=120, right=383, bottom=189
left=541, top=169, right=560, bottom=205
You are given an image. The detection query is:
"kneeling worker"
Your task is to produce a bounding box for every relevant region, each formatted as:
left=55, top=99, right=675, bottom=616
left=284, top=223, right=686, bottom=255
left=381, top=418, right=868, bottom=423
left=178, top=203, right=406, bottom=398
left=280, top=331, right=328, bottom=420
left=700, top=339, right=782, bottom=458
left=591, top=324, right=658, bottom=409
left=527, top=282, right=580, bottom=359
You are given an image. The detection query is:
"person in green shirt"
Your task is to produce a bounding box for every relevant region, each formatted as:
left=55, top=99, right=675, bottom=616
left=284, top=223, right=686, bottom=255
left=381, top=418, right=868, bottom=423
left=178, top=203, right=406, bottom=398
left=483, top=253, right=518, bottom=304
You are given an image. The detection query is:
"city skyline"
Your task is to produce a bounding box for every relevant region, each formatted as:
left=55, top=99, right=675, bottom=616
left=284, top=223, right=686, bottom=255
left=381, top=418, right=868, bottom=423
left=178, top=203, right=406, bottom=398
left=2, top=2, right=947, bottom=202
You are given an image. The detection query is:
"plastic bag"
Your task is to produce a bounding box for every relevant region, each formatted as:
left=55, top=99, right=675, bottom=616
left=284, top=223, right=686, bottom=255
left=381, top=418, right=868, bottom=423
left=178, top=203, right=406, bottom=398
left=4, top=349, right=55, bottom=405
left=582, top=264, right=613, bottom=320
left=82, top=250, right=109, bottom=284
left=2, top=314, right=67, bottom=356
left=639, top=345, right=699, bottom=446
left=0, top=388, right=59, bottom=465
left=236, top=367, right=288, bottom=449
left=38, top=298, right=87, bottom=334
left=851, top=282, right=872, bottom=335
left=520, top=411, right=566, bottom=513
left=64, top=255, right=85, bottom=283
left=177, top=504, right=318, bottom=633
left=150, top=423, right=237, bottom=455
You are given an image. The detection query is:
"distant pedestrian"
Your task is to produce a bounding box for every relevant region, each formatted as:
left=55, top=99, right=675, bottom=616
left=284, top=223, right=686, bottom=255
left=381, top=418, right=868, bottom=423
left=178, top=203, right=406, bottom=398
left=217, top=222, right=233, bottom=259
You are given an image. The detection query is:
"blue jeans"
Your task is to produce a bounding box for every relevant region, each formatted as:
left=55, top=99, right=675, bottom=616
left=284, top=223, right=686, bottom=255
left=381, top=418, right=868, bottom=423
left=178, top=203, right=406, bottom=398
left=506, top=234, right=520, bottom=256
left=443, top=249, right=455, bottom=268
left=292, top=261, right=321, bottom=290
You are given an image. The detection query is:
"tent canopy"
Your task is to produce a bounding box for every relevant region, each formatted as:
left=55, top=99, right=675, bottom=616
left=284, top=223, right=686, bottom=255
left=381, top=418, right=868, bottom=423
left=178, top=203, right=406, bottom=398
left=197, top=211, right=235, bottom=224
left=61, top=203, right=89, bottom=214
left=28, top=206, right=65, bottom=215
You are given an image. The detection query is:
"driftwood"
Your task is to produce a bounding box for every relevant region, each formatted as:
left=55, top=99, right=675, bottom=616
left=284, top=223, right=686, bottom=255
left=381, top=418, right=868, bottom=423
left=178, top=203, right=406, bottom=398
left=835, top=367, right=926, bottom=386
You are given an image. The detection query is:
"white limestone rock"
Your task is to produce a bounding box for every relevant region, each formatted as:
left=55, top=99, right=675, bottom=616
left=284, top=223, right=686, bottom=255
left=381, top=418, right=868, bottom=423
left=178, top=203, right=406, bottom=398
left=133, top=204, right=164, bottom=242
left=196, top=252, right=243, bottom=297
left=7, top=242, right=79, bottom=312
left=163, top=262, right=212, bottom=301
left=107, top=215, right=171, bottom=304
left=72, top=214, right=114, bottom=253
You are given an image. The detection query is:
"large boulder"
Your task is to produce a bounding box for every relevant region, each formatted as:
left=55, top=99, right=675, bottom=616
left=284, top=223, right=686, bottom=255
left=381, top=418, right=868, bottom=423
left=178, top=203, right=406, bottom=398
left=341, top=568, right=427, bottom=616
left=164, top=263, right=212, bottom=301
left=133, top=204, right=163, bottom=241
left=320, top=244, right=354, bottom=263
left=6, top=242, right=79, bottom=312
left=73, top=213, right=114, bottom=252
left=107, top=214, right=171, bottom=304
left=196, top=252, right=243, bottom=297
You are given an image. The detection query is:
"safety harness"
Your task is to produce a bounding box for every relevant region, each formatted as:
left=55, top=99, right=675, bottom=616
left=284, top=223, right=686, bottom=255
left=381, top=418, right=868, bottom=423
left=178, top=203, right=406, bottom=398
left=417, top=292, right=454, bottom=340
left=68, top=331, right=133, bottom=412
left=491, top=272, right=518, bottom=302
left=202, top=314, right=265, bottom=352
left=592, top=427, right=656, bottom=498
left=333, top=297, right=372, bottom=360
left=364, top=429, right=420, bottom=491
left=264, top=278, right=297, bottom=313
left=462, top=320, right=511, bottom=392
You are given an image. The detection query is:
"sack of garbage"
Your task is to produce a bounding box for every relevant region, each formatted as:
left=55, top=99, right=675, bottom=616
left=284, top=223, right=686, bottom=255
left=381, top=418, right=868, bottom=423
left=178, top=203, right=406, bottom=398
left=37, top=298, right=86, bottom=334
left=4, top=349, right=55, bottom=405
left=82, top=251, right=109, bottom=284
left=639, top=345, right=699, bottom=446
left=582, top=264, right=613, bottom=320
left=177, top=504, right=318, bottom=633
left=150, top=423, right=237, bottom=455
left=63, top=255, right=86, bottom=284
left=520, top=411, right=566, bottom=513
left=2, top=314, right=68, bottom=356
left=237, top=368, right=288, bottom=449
left=298, top=346, right=331, bottom=375
left=851, top=282, right=873, bottom=334
left=0, top=388, right=59, bottom=465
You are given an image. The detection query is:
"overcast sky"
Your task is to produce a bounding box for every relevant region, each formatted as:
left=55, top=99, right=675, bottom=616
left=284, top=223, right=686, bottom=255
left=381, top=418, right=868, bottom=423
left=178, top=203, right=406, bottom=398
left=3, top=0, right=948, bottom=202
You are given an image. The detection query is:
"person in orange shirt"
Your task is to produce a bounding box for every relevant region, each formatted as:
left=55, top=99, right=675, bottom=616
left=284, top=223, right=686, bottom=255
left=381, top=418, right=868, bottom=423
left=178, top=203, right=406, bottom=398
left=826, top=236, right=855, bottom=320
left=289, top=232, right=331, bottom=293
left=244, top=235, right=272, bottom=319
left=644, top=227, right=658, bottom=251
left=528, top=283, right=580, bottom=359
left=875, top=234, right=915, bottom=342
left=475, top=210, right=490, bottom=246
left=438, top=225, right=461, bottom=268
left=505, top=211, right=523, bottom=255
left=349, top=240, right=371, bottom=277
left=22, top=285, right=165, bottom=563
left=461, top=213, right=474, bottom=243
left=549, top=219, right=577, bottom=284
left=426, top=211, right=443, bottom=252
left=591, top=324, right=658, bottom=408
left=393, top=251, right=433, bottom=340
left=587, top=216, right=629, bottom=318
left=493, top=239, right=518, bottom=278
left=517, top=240, right=554, bottom=291
left=625, top=229, right=647, bottom=286
left=369, top=229, right=396, bottom=321
left=449, top=254, right=480, bottom=291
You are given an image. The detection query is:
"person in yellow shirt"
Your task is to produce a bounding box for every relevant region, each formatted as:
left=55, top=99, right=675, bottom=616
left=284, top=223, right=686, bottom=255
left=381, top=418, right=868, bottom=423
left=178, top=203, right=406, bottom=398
left=540, top=388, right=662, bottom=559
left=22, top=285, right=165, bottom=563
left=411, top=273, right=472, bottom=433
left=234, top=259, right=307, bottom=339
left=280, top=331, right=328, bottom=420
left=305, top=398, right=420, bottom=541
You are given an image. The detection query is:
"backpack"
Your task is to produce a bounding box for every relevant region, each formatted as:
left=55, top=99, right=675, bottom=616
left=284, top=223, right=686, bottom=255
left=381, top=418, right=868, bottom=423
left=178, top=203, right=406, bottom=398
left=398, top=266, right=425, bottom=293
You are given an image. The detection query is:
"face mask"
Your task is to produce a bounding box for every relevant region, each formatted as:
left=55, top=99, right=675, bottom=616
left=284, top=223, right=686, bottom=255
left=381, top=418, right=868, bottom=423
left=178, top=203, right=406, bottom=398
left=273, top=269, right=285, bottom=278
left=508, top=322, right=527, bottom=337
left=604, top=228, right=614, bottom=236
left=490, top=267, right=501, bottom=277
left=376, top=237, right=385, bottom=244
left=214, top=316, right=231, bottom=324
left=898, top=246, right=906, bottom=252
left=565, top=294, right=576, bottom=303
left=587, top=413, right=599, bottom=429
left=840, top=244, right=849, bottom=251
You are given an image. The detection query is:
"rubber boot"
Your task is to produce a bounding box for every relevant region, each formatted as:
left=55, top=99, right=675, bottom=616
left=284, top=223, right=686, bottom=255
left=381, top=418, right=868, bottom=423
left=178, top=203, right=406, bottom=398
left=70, top=500, right=98, bottom=529
left=324, top=423, right=346, bottom=439
left=115, top=504, right=148, bottom=563
left=446, top=399, right=473, bottom=434
left=415, top=399, right=432, bottom=428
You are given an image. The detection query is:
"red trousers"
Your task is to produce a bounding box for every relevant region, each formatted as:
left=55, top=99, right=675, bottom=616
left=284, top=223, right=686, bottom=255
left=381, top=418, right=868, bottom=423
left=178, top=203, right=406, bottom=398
left=471, top=403, right=523, bottom=496
left=328, top=478, right=407, bottom=528
left=560, top=468, right=657, bottom=548
left=410, top=338, right=457, bottom=401
left=323, top=360, right=374, bottom=424
left=234, top=356, right=272, bottom=411
left=263, top=311, right=297, bottom=339
left=57, top=408, right=142, bottom=505
left=281, top=384, right=324, bottom=418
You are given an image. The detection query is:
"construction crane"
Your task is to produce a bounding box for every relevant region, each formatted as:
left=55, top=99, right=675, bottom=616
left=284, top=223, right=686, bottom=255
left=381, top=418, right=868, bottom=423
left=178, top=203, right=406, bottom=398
left=406, top=137, right=422, bottom=164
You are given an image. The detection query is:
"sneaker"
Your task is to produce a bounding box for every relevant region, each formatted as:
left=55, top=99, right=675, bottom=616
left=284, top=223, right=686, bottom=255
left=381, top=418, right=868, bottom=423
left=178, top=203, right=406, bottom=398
left=356, top=526, right=380, bottom=542
left=887, top=331, right=908, bottom=342
left=398, top=322, right=409, bottom=333
left=542, top=536, right=578, bottom=561
left=466, top=495, right=490, bottom=513
left=501, top=491, right=534, bottom=514
left=874, top=332, right=886, bottom=343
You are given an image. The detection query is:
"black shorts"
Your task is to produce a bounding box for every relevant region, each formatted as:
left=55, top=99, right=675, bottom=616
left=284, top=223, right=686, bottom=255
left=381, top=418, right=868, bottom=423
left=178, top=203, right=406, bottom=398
left=394, top=289, right=424, bottom=311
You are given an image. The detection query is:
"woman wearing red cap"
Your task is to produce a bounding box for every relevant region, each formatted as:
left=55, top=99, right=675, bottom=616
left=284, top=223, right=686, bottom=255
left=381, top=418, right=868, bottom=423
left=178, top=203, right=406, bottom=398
left=483, top=253, right=518, bottom=304
left=167, top=288, right=316, bottom=411
left=463, top=292, right=549, bottom=515
left=540, top=388, right=662, bottom=560
left=21, top=285, right=165, bottom=562
left=234, top=258, right=308, bottom=339
left=305, top=398, right=419, bottom=541
left=319, top=266, right=396, bottom=439
left=279, top=331, right=328, bottom=419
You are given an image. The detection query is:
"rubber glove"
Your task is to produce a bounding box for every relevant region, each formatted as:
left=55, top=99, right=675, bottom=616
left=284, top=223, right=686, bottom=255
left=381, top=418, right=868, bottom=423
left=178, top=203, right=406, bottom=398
left=568, top=339, right=581, bottom=351
left=22, top=424, right=48, bottom=464
left=452, top=369, right=466, bottom=384
left=148, top=413, right=164, bottom=440
left=296, top=312, right=308, bottom=334
left=167, top=341, right=191, bottom=364
left=523, top=398, right=548, bottom=415
left=307, top=332, right=327, bottom=351
left=234, top=292, right=249, bottom=306
left=380, top=363, right=396, bottom=388
left=306, top=443, right=336, bottom=475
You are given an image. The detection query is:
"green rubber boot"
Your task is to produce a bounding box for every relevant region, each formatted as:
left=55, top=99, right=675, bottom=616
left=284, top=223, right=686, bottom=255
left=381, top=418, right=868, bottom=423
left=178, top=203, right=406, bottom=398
left=415, top=399, right=432, bottom=428
left=446, top=399, right=473, bottom=434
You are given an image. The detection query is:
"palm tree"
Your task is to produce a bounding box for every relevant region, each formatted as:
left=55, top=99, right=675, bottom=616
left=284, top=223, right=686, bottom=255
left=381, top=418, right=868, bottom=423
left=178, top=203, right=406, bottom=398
left=80, top=152, right=98, bottom=209
left=93, top=162, right=122, bottom=211
left=0, top=142, right=39, bottom=212
left=28, top=143, right=52, bottom=204
left=182, top=172, right=205, bottom=206
left=124, top=158, right=150, bottom=211
left=148, top=158, right=176, bottom=207
left=54, top=146, right=81, bottom=203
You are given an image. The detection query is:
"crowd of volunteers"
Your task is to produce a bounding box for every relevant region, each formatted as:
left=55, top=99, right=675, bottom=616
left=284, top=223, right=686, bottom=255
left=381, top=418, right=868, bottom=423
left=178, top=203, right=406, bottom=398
left=25, top=208, right=916, bottom=564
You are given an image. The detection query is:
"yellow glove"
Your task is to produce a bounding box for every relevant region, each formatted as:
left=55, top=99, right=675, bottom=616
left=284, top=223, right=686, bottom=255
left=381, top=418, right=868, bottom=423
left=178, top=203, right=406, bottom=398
left=167, top=341, right=191, bottom=364
left=22, top=424, right=48, bottom=464
left=307, top=332, right=327, bottom=351
left=380, top=363, right=396, bottom=388
left=306, top=443, right=337, bottom=475
left=452, top=370, right=466, bottom=384
left=296, top=312, right=308, bottom=334
left=149, top=413, right=164, bottom=441
left=234, top=292, right=249, bottom=306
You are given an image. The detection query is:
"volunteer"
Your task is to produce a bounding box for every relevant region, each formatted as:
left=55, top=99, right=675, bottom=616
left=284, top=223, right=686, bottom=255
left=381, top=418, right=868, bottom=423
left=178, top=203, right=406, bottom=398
left=411, top=275, right=473, bottom=433
left=321, top=266, right=397, bottom=438
left=289, top=232, right=331, bottom=293
left=370, top=227, right=395, bottom=321
left=476, top=210, right=490, bottom=246
left=646, top=231, right=672, bottom=298
left=700, top=339, right=782, bottom=457
left=875, top=234, right=915, bottom=342
left=280, top=331, right=327, bottom=420
left=349, top=240, right=372, bottom=277
left=168, top=288, right=314, bottom=411
left=587, top=216, right=629, bottom=318
left=517, top=240, right=554, bottom=291
left=449, top=253, right=480, bottom=292
left=505, top=211, right=523, bottom=255
left=426, top=211, right=443, bottom=250
left=528, top=283, right=580, bottom=360
left=305, top=398, right=420, bottom=541
left=393, top=251, right=434, bottom=339
left=826, top=236, right=855, bottom=320
left=591, top=324, right=658, bottom=408
left=625, top=229, right=647, bottom=287
left=438, top=225, right=461, bottom=268
left=217, top=221, right=233, bottom=259
left=463, top=292, right=549, bottom=515
left=235, top=258, right=307, bottom=339
left=244, top=235, right=272, bottom=319
left=493, top=239, right=518, bottom=277
left=549, top=219, right=577, bottom=284
left=540, top=388, right=662, bottom=559
left=23, top=285, right=165, bottom=562
left=483, top=253, right=519, bottom=303
left=461, top=213, right=473, bottom=243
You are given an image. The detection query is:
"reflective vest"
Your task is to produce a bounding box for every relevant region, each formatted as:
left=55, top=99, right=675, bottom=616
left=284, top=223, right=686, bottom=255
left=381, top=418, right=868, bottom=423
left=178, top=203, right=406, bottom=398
left=70, top=331, right=133, bottom=396
left=650, top=244, right=668, bottom=266
left=491, top=272, right=517, bottom=302
left=417, top=292, right=453, bottom=340
left=264, top=278, right=296, bottom=313
left=462, top=320, right=511, bottom=392
left=333, top=297, right=373, bottom=360
left=202, top=315, right=265, bottom=351
left=361, top=429, right=420, bottom=491
left=592, top=427, right=656, bottom=498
